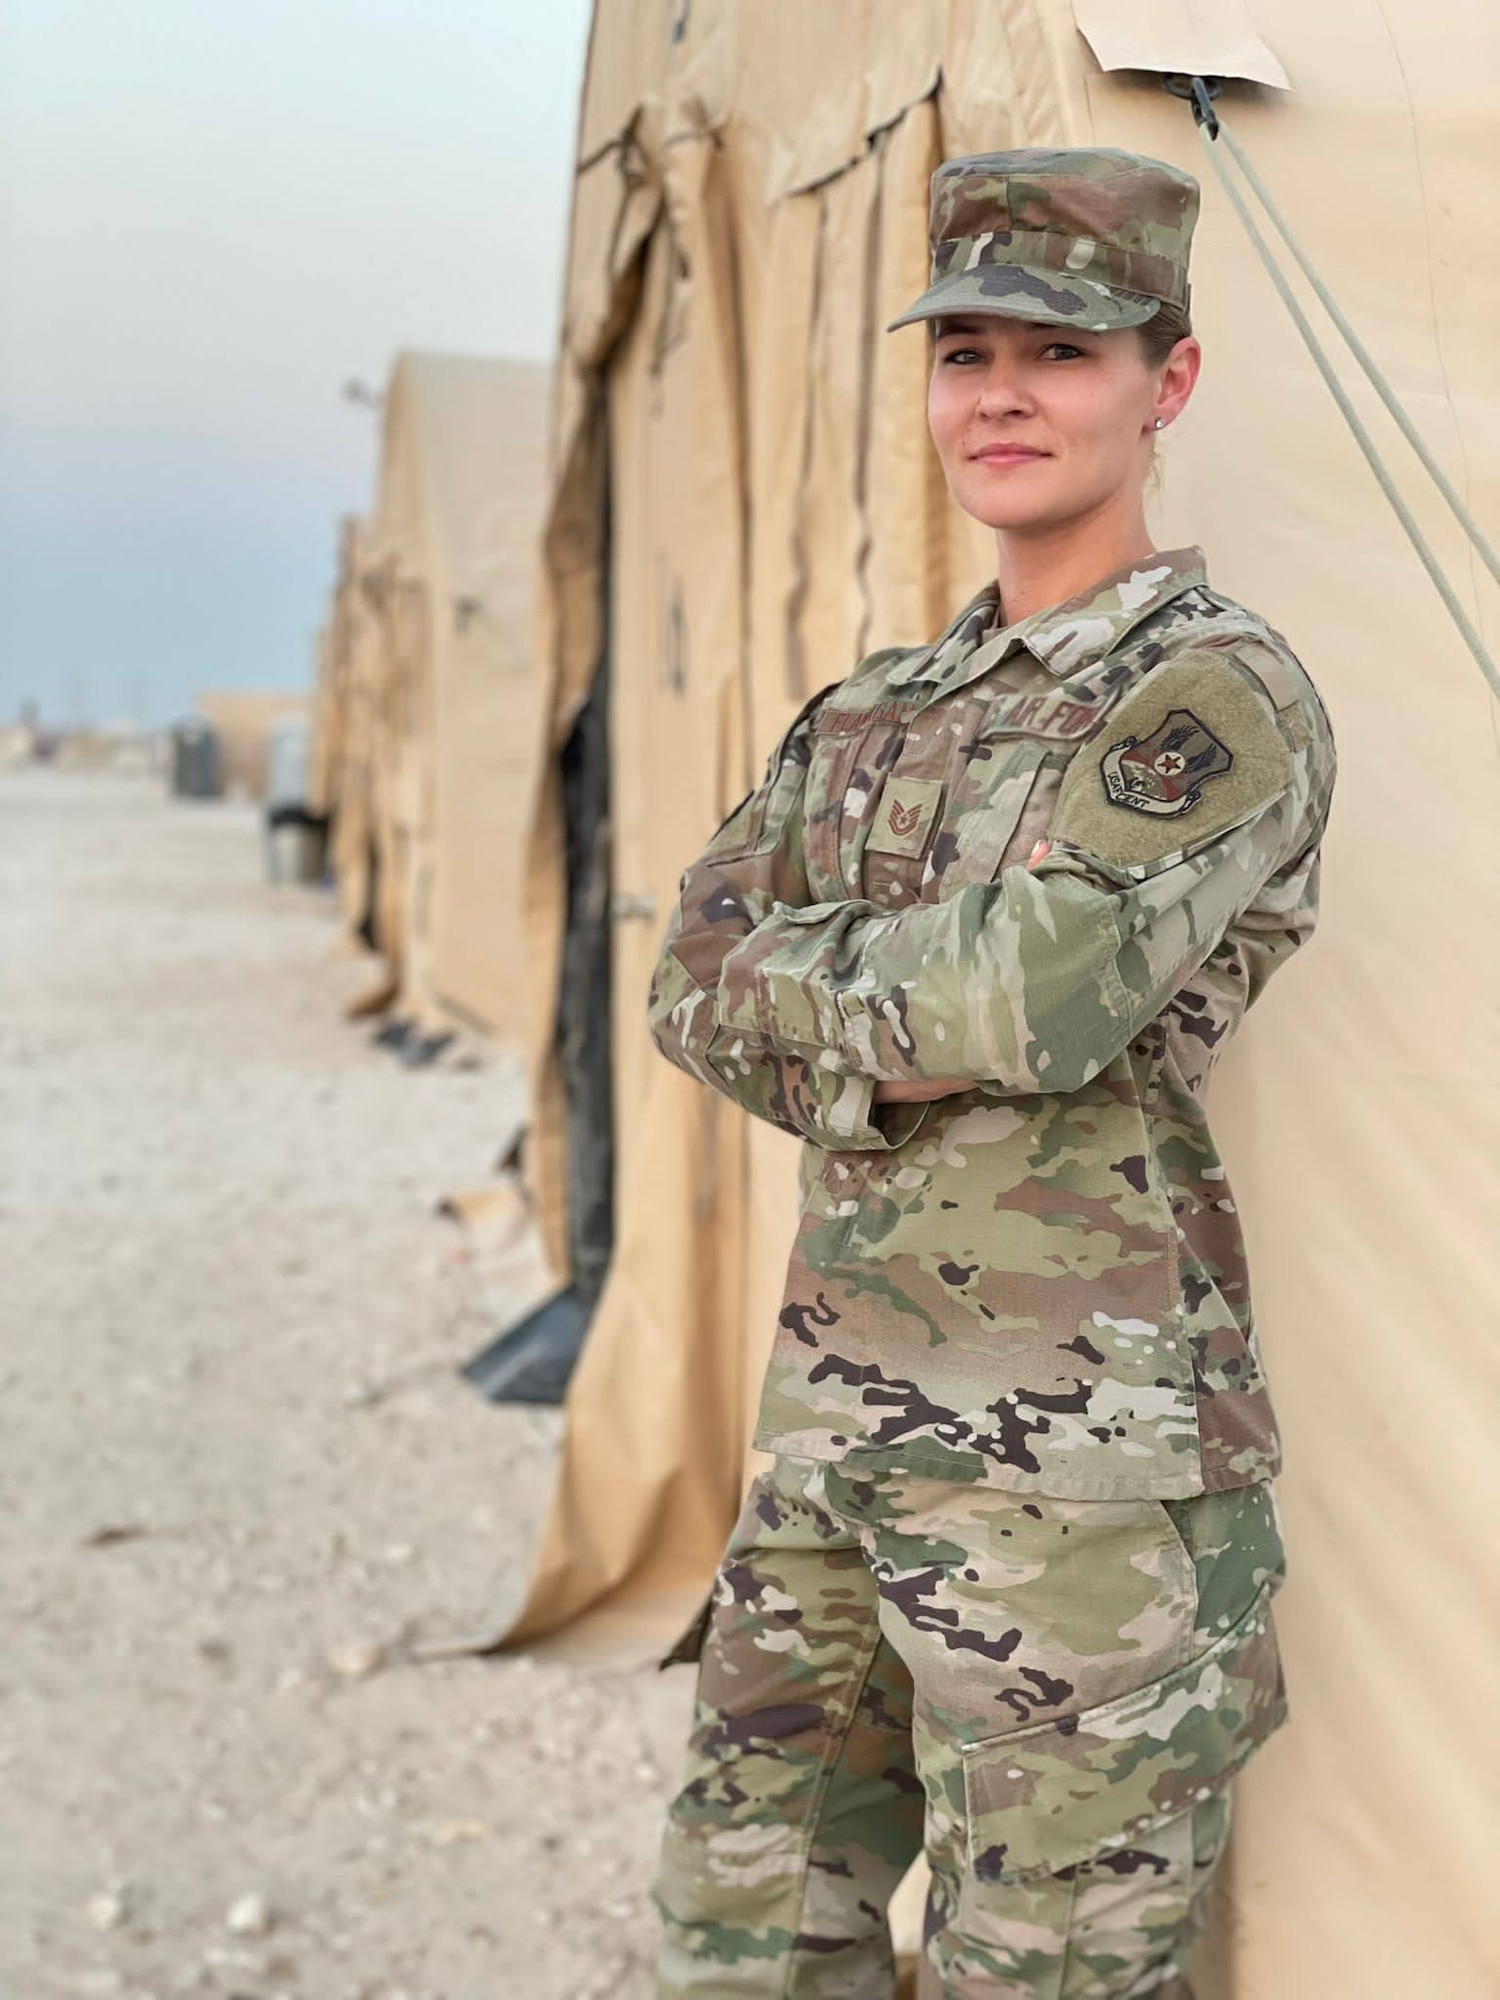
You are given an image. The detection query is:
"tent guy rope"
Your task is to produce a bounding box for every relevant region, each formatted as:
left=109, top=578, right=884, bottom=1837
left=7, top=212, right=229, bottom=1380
left=1177, top=79, right=1500, bottom=703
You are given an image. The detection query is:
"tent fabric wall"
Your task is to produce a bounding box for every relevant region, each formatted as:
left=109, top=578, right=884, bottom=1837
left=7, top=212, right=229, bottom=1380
left=309, top=351, right=551, bottom=1038
left=311, top=516, right=388, bottom=959
left=307, top=522, right=357, bottom=825
left=194, top=690, right=308, bottom=801
left=512, top=6, right=1498, bottom=1995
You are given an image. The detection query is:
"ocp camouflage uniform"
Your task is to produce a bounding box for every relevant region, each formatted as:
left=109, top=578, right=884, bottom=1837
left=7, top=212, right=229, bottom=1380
left=658, top=1460, right=1285, bottom=1999
left=646, top=150, right=1337, bottom=2000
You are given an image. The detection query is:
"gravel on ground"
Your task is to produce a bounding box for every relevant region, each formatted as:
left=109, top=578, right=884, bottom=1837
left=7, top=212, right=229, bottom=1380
left=2, top=770, right=693, bottom=2000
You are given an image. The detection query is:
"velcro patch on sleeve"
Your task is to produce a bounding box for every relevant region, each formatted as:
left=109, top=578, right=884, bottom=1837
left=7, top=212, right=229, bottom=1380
left=1048, top=651, right=1293, bottom=871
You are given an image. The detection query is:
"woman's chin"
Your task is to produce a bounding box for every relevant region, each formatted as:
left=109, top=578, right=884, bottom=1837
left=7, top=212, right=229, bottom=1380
left=965, top=500, right=1068, bottom=534
left=949, top=469, right=1059, bottom=532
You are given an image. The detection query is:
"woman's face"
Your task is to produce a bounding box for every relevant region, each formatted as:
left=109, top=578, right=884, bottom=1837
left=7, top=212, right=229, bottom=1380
left=926, top=314, right=1200, bottom=535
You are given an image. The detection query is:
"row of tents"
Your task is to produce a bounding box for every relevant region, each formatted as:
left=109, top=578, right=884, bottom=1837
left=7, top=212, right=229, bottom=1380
left=306, top=4, right=1497, bottom=1995
left=310, top=352, right=551, bottom=1031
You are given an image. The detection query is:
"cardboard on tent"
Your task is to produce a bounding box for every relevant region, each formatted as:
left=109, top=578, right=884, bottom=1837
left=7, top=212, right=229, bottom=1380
left=507, top=3, right=1499, bottom=1995
left=310, top=350, right=552, bottom=1039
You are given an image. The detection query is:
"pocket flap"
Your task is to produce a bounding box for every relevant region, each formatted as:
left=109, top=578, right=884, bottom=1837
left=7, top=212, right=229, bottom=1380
left=928, top=741, right=1049, bottom=892
left=962, top=1587, right=1286, bottom=1885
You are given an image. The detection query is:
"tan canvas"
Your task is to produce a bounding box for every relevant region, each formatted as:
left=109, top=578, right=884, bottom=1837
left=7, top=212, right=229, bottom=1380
left=308, top=352, right=550, bottom=1038
left=194, top=689, right=308, bottom=801
left=312, top=517, right=384, bottom=952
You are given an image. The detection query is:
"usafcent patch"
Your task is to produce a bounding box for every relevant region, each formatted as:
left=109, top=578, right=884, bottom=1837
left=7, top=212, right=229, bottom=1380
left=1101, top=707, right=1232, bottom=817
left=1048, top=651, right=1295, bottom=872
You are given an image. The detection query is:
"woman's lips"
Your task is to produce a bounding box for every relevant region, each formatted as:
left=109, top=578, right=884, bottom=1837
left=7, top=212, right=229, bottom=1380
left=971, top=444, right=1049, bottom=466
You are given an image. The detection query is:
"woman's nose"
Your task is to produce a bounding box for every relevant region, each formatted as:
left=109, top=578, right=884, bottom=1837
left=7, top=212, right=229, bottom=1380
left=975, top=368, right=1029, bottom=417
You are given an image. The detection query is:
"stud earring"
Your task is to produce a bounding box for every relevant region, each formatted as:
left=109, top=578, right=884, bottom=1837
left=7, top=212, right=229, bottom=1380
left=1153, top=417, right=1166, bottom=431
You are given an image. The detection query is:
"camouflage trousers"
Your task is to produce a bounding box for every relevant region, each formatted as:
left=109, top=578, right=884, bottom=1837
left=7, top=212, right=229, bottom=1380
left=654, top=1455, right=1287, bottom=1998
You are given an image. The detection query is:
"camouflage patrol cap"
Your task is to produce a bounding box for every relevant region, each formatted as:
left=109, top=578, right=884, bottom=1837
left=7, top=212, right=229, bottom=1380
left=888, top=146, right=1199, bottom=334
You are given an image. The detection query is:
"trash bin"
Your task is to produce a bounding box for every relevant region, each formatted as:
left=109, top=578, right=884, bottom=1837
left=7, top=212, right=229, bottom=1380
left=263, top=716, right=327, bottom=884
left=169, top=718, right=221, bottom=799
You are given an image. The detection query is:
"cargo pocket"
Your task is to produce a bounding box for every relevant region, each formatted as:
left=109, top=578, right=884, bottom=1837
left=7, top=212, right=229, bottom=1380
left=958, top=1586, right=1285, bottom=1904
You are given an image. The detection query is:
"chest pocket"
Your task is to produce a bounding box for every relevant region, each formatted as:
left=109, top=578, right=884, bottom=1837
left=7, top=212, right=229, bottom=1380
left=801, top=724, right=1054, bottom=908
left=921, top=686, right=1126, bottom=899
left=923, top=737, right=1052, bottom=896
left=802, top=705, right=922, bottom=903
left=803, top=684, right=1122, bottom=906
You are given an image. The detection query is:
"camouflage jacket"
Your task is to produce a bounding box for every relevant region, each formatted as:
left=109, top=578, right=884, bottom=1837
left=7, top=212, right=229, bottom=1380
left=648, top=548, right=1337, bottom=1499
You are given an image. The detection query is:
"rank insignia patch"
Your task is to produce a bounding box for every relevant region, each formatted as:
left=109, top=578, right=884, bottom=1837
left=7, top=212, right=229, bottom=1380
left=867, top=776, right=944, bottom=856
left=1100, top=708, right=1233, bottom=818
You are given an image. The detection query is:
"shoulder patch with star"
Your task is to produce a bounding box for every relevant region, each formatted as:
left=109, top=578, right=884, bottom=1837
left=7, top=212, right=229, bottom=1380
left=1048, top=650, right=1295, bottom=872
left=1100, top=707, right=1232, bottom=817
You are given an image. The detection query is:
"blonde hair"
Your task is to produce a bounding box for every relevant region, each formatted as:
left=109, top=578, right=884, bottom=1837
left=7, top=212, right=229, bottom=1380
left=1133, top=297, right=1194, bottom=365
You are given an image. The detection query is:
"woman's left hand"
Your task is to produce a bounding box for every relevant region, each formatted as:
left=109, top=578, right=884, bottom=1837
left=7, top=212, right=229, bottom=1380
left=872, top=1077, right=971, bottom=1104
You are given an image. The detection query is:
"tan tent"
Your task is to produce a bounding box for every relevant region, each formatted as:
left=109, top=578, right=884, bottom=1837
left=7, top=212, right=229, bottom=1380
left=310, top=517, right=384, bottom=956
left=507, top=3, right=1498, bottom=1994
left=310, top=350, right=552, bottom=1037
left=195, top=689, right=308, bottom=800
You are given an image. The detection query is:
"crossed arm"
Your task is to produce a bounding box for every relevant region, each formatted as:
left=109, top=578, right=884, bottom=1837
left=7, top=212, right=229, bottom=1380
left=644, top=711, right=949, bottom=1149
left=648, top=678, right=1316, bottom=1149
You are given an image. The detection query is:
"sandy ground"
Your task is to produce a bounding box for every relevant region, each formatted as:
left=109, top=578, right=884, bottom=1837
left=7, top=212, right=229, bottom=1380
left=2, top=770, right=694, bottom=2000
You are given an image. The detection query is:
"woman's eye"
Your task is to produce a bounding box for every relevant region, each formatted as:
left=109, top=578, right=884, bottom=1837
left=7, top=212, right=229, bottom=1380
left=1042, top=341, right=1086, bottom=360
left=940, top=346, right=984, bottom=366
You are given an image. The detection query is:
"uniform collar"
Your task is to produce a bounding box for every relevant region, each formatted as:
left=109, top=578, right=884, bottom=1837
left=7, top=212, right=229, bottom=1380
left=888, top=545, right=1208, bottom=693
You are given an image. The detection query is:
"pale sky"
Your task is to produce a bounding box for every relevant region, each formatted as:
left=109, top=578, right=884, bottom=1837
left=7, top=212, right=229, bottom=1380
left=0, top=0, right=592, bottom=726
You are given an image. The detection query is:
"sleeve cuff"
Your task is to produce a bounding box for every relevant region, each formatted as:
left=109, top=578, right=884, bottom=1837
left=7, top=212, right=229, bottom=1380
left=815, top=1067, right=933, bottom=1151
left=703, top=1027, right=930, bottom=1152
